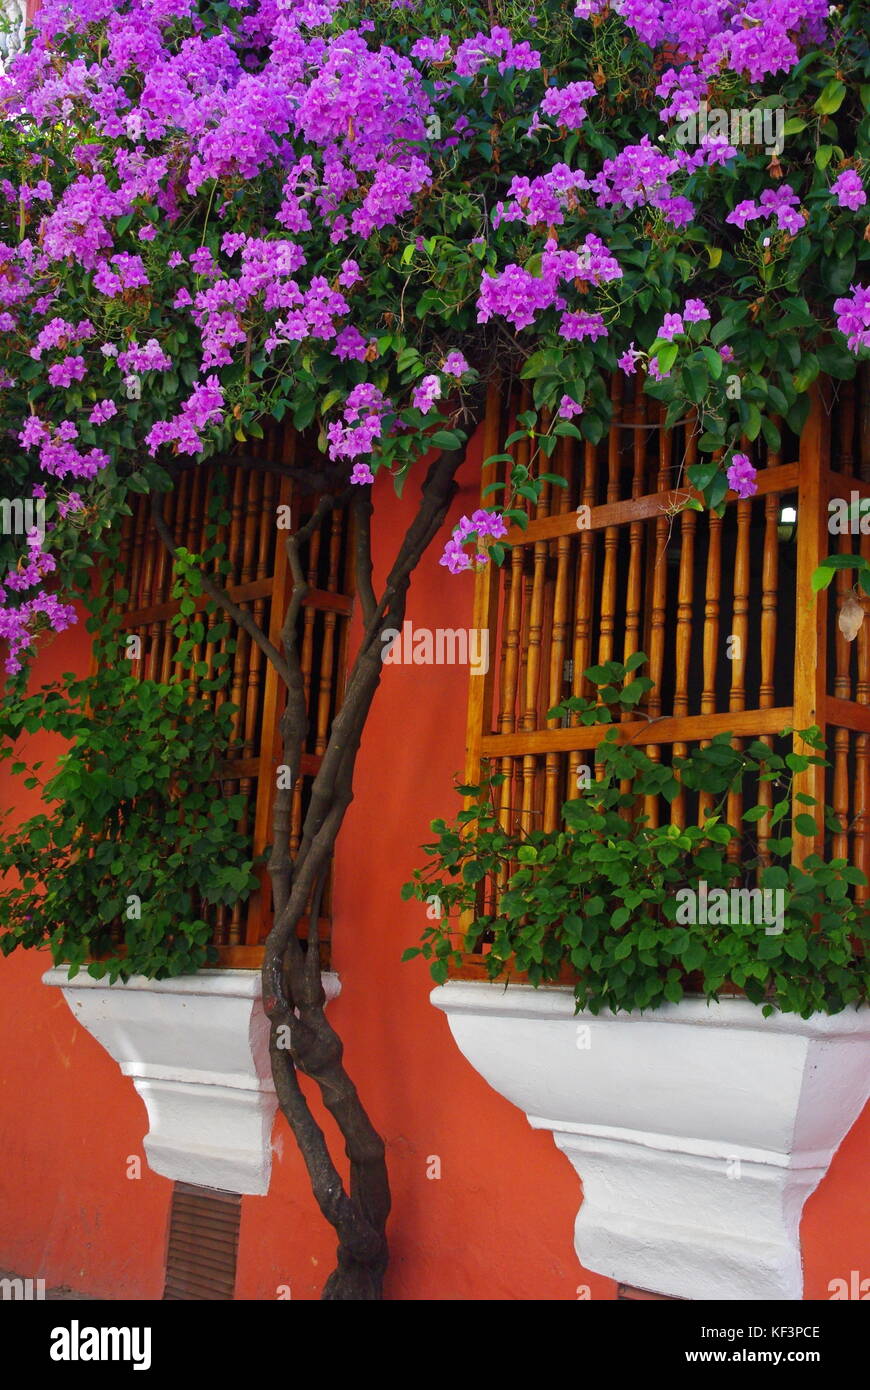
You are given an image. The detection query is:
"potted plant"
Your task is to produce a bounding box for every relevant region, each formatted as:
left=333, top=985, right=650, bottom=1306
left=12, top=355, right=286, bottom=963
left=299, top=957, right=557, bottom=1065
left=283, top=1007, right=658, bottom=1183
left=405, top=661, right=870, bottom=1299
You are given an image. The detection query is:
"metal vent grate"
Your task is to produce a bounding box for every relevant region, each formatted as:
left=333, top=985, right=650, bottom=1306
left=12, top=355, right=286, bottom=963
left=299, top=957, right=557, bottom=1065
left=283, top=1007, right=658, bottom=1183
left=163, top=1183, right=241, bottom=1300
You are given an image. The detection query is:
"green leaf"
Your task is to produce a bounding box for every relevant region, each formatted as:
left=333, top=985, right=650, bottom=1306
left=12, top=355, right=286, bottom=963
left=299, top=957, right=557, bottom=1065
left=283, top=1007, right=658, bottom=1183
left=760, top=415, right=781, bottom=453
left=656, top=342, right=679, bottom=374
left=293, top=399, right=316, bottom=431
left=520, top=348, right=563, bottom=380
left=793, top=355, right=820, bottom=392
left=701, top=346, right=723, bottom=380
left=814, top=81, right=846, bottom=115
left=794, top=814, right=819, bottom=836
left=430, top=430, right=464, bottom=450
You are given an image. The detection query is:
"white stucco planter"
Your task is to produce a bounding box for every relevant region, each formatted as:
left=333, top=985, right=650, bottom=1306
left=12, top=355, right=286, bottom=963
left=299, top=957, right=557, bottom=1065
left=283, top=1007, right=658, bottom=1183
left=43, top=967, right=340, bottom=1195
left=432, top=981, right=870, bottom=1300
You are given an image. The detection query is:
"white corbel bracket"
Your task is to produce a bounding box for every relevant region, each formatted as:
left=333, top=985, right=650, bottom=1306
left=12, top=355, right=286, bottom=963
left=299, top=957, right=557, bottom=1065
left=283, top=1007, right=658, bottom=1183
left=432, top=982, right=870, bottom=1300
left=44, top=967, right=340, bottom=1196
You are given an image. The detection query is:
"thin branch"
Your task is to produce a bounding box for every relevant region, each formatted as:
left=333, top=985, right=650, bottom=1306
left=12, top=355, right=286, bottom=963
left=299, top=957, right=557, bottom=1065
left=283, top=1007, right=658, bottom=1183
left=352, top=489, right=377, bottom=628
left=150, top=493, right=293, bottom=688
left=266, top=428, right=483, bottom=966
left=268, top=492, right=340, bottom=934
left=222, top=452, right=352, bottom=494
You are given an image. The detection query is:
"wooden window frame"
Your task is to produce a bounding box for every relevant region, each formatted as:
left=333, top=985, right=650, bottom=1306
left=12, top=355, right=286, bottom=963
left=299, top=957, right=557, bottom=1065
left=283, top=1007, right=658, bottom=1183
left=460, top=372, right=870, bottom=973
left=104, top=432, right=354, bottom=968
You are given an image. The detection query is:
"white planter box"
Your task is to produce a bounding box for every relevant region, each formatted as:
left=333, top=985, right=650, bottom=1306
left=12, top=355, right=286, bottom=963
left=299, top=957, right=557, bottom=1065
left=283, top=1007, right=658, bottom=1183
left=432, top=982, right=870, bottom=1300
left=44, top=967, right=340, bottom=1195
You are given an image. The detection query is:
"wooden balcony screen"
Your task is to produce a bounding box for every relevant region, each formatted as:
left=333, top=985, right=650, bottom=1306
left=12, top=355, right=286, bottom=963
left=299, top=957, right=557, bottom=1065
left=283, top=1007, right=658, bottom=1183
left=463, top=369, right=870, bottom=959
left=113, top=428, right=353, bottom=968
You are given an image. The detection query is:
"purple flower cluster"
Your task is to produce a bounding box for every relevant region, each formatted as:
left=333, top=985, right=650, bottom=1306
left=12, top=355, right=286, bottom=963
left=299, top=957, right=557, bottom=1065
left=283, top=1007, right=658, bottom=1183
left=442, top=351, right=470, bottom=378
left=0, top=589, right=76, bottom=674
left=117, top=340, right=173, bottom=374
left=477, top=263, right=553, bottom=332
left=617, top=0, right=829, bottom=86
left=478, top=234, right=621, bottom=333
left=656, top=298, right=709, bottom=344
left=655, top=66, right=708, bottom=123
left=560, top=310, right=607, bottom=342
left=332, top=326, right=370, bottom=362
left=658, top=313, right=685, bottom=342
left=47, top=356, right=87, bottom=388
left=831, top=171, right=867, bottom=213
left=726, top=185, right=805, bottom=236
left=592, top=138, right=694, bottom=229
left=538, top=82, right=597, bottom=131
left=494, top=165, right=590, bottom=230
left=440, top=509, right=509, bottom=574
left=413, top=375, right=442, bottom=415
left=617, top=343, right=643, bottom=376
left=29, top=317, right=95, bottom=360
left=411, top=36, right=451, bottom=63
left=89, top=400, right=118, bottom=425
left=40, top=174, right=131, bottom=270
left=20, top=416, right=110, bottom=481
left=58, top=492, right=85, bottom=519
left=684, top=298, right=710, bottom=323
left=328, top=384, right=394, bottom=466
left=726, top=452, right=758, bottom=499
left=834, top=285, right=870, bottom=355
left=454, top=28, right=541, bottom=78
left=0, top=0, right=857, bottom=642
left=3, top=532, right=56, bottom=594
left=145, top=377, right=225, bottom=456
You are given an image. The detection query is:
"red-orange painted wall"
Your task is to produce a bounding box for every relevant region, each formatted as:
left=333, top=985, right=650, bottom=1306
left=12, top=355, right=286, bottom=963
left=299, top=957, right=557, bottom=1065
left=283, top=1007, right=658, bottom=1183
left=1, top=426, right=868, bottom=1301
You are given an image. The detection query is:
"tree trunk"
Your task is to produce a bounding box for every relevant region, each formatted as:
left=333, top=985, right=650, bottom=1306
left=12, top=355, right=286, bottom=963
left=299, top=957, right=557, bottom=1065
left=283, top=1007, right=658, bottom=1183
left=259, top=437, right=479, bottom=1298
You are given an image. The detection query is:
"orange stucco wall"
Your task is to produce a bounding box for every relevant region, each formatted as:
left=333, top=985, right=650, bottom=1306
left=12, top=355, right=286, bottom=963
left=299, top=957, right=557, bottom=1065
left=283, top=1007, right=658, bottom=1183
left=1, top=430, right=868, bottom=1301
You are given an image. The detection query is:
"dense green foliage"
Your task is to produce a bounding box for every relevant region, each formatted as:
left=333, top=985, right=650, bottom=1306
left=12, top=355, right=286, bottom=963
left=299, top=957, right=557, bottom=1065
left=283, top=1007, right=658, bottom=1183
left=405, top=660, right=870, bottom=1016
left=0, top=607, right=258, bottom=979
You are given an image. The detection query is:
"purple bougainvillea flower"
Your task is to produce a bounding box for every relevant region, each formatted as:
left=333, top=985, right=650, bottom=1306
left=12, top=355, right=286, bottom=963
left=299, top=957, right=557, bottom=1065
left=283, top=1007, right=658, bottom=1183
left=683, top=298, right=710, bottom=323
left=89, top=399, right=117, bottom=425
left=442, top=351, right=470, bottom=378
left=727, top=452, right=757, bottom=499
left=558, top=394, right=583, bottom=419
left=413, top=374, right=442, bottom=414
left=658, top=313, right=684, bottom=341
left=834, top=285, right=870, bottom=354
left=618, top=343, right=642, bottom=375
left=831, top=170, right=867, bottom=212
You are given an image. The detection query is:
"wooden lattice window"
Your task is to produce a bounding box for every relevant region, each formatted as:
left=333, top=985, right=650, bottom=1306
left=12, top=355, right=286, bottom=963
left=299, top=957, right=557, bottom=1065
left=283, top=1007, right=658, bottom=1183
left=110, top=426, right=354, bottom=967
left=463, top=367, right=870, bottom=966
